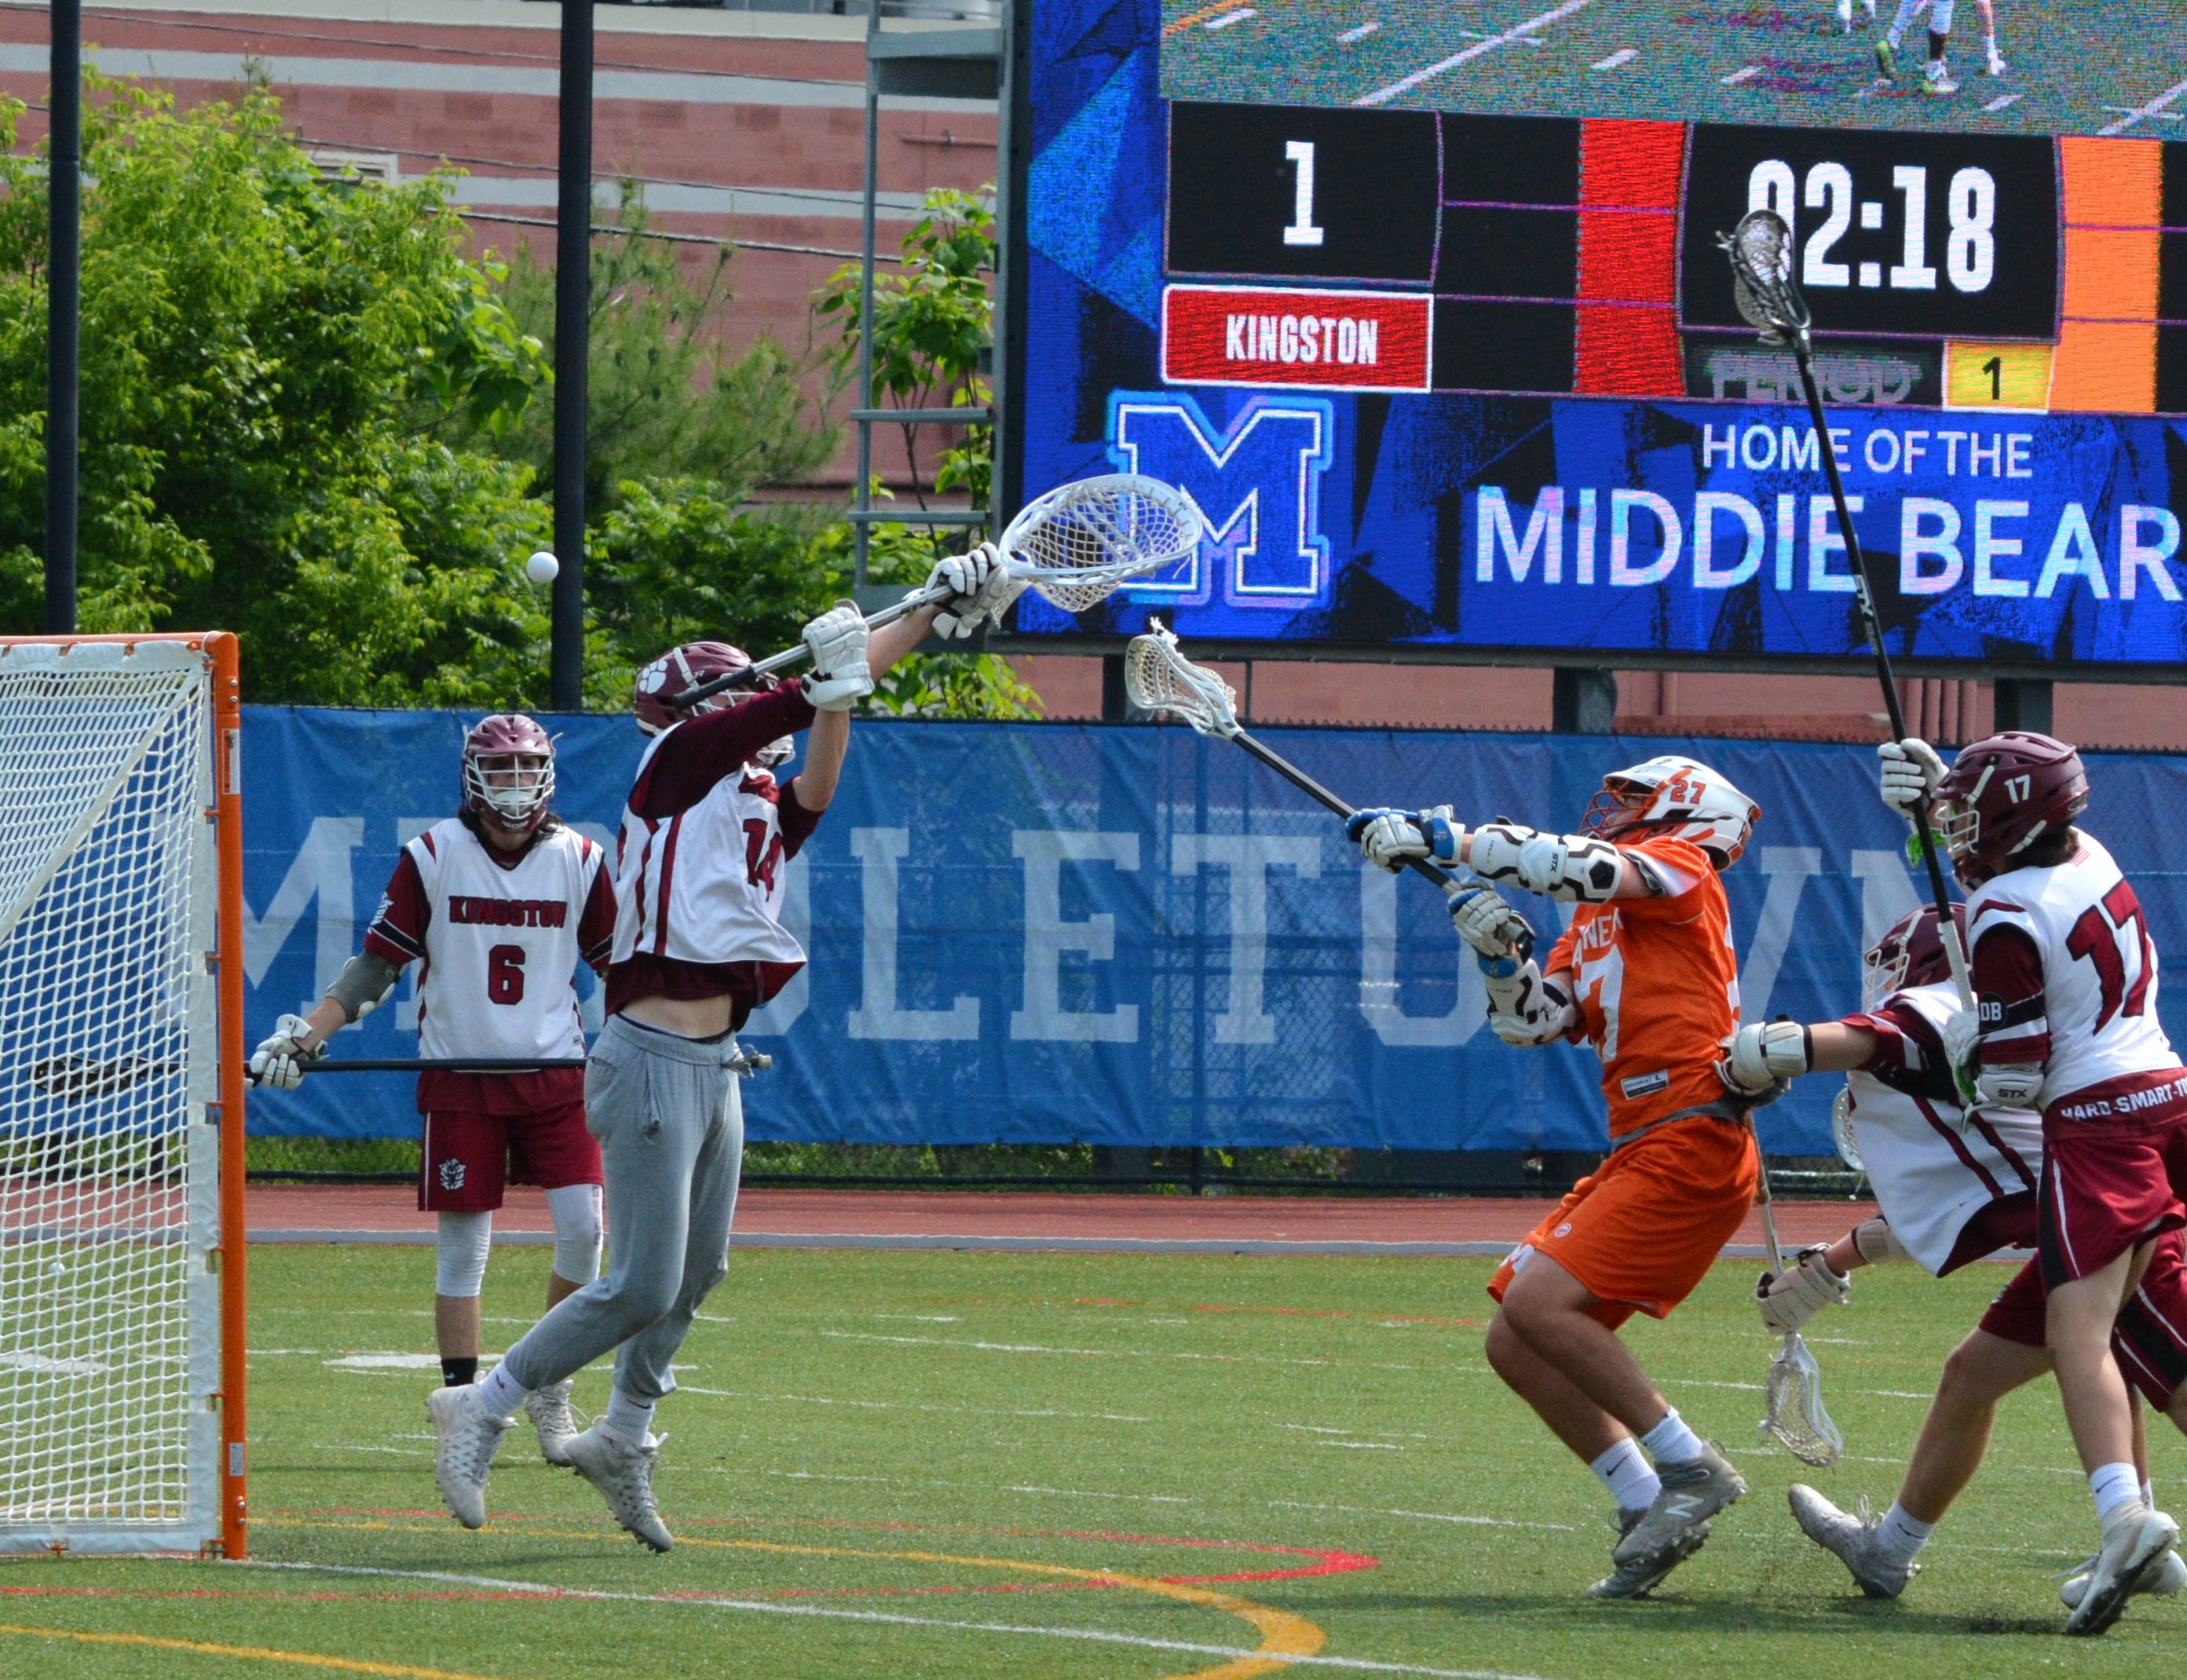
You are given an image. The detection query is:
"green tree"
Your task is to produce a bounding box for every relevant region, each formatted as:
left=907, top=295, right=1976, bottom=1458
left=819, top=187, right=1033, bottom=721
left=0, top=73, right=557, bottom=703
left=480, top=188, right=842, bottom=524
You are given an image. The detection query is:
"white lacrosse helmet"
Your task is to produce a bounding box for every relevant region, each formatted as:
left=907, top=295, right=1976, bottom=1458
left=1578, top=756, right=1761, bottom=867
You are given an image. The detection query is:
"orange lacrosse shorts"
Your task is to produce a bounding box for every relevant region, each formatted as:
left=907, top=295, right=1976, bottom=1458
left=1487, top=1115, right=1759, bottom=1331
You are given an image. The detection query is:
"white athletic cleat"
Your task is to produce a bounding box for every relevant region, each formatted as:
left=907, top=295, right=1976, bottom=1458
left=1787, top=1485, right=1918, bottom=1598
left=565, top=1423, right=674, bottom=1552
left=427, top=1382, right=514, bottom=1530
left=524, top=1379, right=583, bottom=1467
left=1922, top=57, right=1959, bottom=94
left=1589, top=1505, right=1706, bottom=1598
left=2061, top=1546, right=2187, bottom=1608
left=1611, top=1444, right=1746, bottom=1576
left=2065, top=1503, right=2180, bottom=1635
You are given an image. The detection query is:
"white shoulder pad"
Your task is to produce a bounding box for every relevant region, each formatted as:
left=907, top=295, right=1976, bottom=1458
left=1468, top=821, right=1625, bottom=902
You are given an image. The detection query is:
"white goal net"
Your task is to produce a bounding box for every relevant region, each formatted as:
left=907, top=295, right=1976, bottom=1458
left=0, top=637, right=243, bottom=1555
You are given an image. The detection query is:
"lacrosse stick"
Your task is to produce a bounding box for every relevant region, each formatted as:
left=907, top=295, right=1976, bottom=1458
left=1124, top=620, right=1476, bottom=903
left=1721, top=209, right=1972, bottom=1013
left=1750, top=1114, right=1845, bottom=1466
left=671, top=473, right=1203, bottom=707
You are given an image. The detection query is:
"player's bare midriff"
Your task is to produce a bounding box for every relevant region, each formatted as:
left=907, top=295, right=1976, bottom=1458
left=617, top=992, right=740, bottom=1041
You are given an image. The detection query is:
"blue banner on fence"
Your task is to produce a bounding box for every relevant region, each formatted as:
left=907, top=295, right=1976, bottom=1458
left=240, top=707, right=2187, bottom=1157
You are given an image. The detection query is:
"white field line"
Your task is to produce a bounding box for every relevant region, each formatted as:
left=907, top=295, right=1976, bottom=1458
left=1337, top=20, right=1381, bottom=40
left=1204, top=6, right=1256, bottom=25
left=1721, top=64, right=1762, bottom=84
left=1983, top=93, right=2021, bottom=111
left=1589, top=47, right=1634, bottom=68
left=711, top=1463, right=1194, bottom=1503
left=676, top=1384, right=1148, bottom=1423
left=1354, top=0, right=1596, bottom=104
left=1272, top=1499, right=1574, bottom=1532
left=2101, top=75, right=2187, bottom=133
left=818, top=1328, right=1363, bottom=1369
left=233, top=1559, right=1555, bottom=1680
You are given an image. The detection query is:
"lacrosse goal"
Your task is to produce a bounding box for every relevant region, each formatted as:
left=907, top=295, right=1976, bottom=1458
left=0, top=634, right=247, bottom=1556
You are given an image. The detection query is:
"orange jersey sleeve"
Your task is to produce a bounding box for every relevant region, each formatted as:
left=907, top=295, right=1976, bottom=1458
left=1546, top=835, right=1743, bottom=1136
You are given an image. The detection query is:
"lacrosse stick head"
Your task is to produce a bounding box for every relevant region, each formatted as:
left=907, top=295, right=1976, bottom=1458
left=1003, top=474, right=1201, bottom=615
left=1720, top=209, right=1811, bottom=347
left=1122, top=618, right=1241, bottom=738
left=1830, top=1086, right=1864, bottom=1172
left=1762, top=1332, right=1845, bottom=1466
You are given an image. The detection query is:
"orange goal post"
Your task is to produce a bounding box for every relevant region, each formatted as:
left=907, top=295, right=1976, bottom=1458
left=0, top=634, right=247, bottom=1558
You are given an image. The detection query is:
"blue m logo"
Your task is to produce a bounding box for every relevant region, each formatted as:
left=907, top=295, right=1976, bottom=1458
left=1108, top=393, right=1333, bottom=607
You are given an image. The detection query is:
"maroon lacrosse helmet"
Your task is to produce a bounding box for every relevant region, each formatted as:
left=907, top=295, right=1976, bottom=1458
left=462, top=713, right=555, bottom=836
left=1932, top=731, right=2089, bottom=886
left=631, top=641, right=791, bottom=765
left=1862, top=902, right=1967, bottom=1010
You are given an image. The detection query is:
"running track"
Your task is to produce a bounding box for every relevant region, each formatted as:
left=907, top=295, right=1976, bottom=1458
left=250, top=1185, right=1889, bottom=1259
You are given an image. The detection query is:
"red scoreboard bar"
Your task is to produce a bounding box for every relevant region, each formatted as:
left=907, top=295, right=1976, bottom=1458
left=1162, top=285, right=1433, bottom=393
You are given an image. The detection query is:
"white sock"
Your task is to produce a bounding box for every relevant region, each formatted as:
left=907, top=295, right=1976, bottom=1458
left=1590, top=1439, right=1662, bottom=1514
left=474, top=1361, right=529, bottom=1422
left=2143, top=1479, right=2156, bottom=1508
left=2090, top=1462, right=2142, bottom=1525
left=605, top=1389, right=656, bottom=1442
left=1639, top=1408, right=1705, bottom=1467
left=1876, top=1501, right=1936, bottom=1565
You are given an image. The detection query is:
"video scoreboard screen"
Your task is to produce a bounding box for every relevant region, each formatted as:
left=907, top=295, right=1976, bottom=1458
left=1008, top=0, right=2187, bottom=670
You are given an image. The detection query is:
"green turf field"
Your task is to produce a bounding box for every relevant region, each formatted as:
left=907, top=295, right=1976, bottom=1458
left=5, top=1241, right=2185, bottom=1678
left=1161, top=0, right=2187, bottom=137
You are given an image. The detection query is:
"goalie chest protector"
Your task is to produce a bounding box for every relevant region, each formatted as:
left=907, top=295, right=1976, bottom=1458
left=404, top=819, right=604, bottom=1063
left=609, top=733, right=806, bottom=973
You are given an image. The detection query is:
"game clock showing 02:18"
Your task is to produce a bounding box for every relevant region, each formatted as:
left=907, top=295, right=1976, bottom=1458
left=1677, top=126, right=2059, bottom=344
left=1161, top=101, right=2068, bottom=406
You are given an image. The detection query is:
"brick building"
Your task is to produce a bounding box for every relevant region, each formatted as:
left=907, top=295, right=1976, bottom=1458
left=6, top=0, right=2183, bottom=747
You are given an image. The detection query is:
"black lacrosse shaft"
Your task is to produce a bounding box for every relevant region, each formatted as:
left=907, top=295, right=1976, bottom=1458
left=1790, top=338, right=1967, bottom=994
left=309, top=1058, right=587, bottom=1072
left=1230, top=730, right=1454, bottom=893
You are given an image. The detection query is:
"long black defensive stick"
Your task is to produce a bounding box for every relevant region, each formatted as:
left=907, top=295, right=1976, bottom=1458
left=1720, top=209, right=1973, bottom=1008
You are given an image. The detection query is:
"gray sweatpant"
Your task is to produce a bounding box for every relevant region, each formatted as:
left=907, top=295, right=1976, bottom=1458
left=500, top=1012, right=744, bottom=1404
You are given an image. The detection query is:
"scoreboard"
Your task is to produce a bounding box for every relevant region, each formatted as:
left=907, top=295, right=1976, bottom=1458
left=1161, top=109, right=2075, bottom=400
left=1005, top=0, right=2187, bottom=672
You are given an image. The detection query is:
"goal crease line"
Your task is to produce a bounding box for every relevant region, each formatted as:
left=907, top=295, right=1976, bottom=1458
left=232, top=1559, right=1552, bottom=1679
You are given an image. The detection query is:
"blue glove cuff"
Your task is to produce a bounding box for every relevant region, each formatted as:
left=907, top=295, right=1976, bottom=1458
left=1476, top=952, right=1521, bottom=979
left=1423, top=813, right=1459, bottom=862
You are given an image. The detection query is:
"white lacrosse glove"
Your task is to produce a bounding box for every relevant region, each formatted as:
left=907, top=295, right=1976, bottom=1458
left=1941, top=1006, right=2042, bottom=1110
left=923, top=542, right=1024, bottom=640
left=1716, top=1020, right=1812, bottom=1098
left=247, top=1013, right=325, bottom=1090
left=1878, top=737, right=1947, bottom=818
left=1482, top=959, right=1578, bottom=1047
left=1757, top=1245, right=1850, bottom=1335
left=1348, top=805, right=1457, bottom=874
left=1448, top=883, right=1531, bottom=961
left=801, top=602, right=873, bottom=712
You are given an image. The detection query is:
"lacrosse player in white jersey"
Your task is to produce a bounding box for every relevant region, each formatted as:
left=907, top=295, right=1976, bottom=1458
left=1871, top=730, right=2187, bottom=1633
left=1721, top=901, right=2187, bottom=1611
left=422, top=553, right=1018, bottom=1548
left=249, top=714, right=616, bottom=1463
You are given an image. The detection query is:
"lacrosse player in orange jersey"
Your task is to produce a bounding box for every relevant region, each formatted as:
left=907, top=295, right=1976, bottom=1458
left=1351, top=758, right=1763, bottom=1598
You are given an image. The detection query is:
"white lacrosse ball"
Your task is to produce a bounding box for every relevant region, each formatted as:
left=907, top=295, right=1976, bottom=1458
left=525, top=550, right=559, bottom=585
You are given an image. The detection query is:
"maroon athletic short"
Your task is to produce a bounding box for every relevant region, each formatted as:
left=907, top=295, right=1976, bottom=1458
left=2039, top=1107, right=2187, bottom=1289
left=1980, top=1232, right=2187, bottom=1410
left=419, top=1102, right=601, bottom=1213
